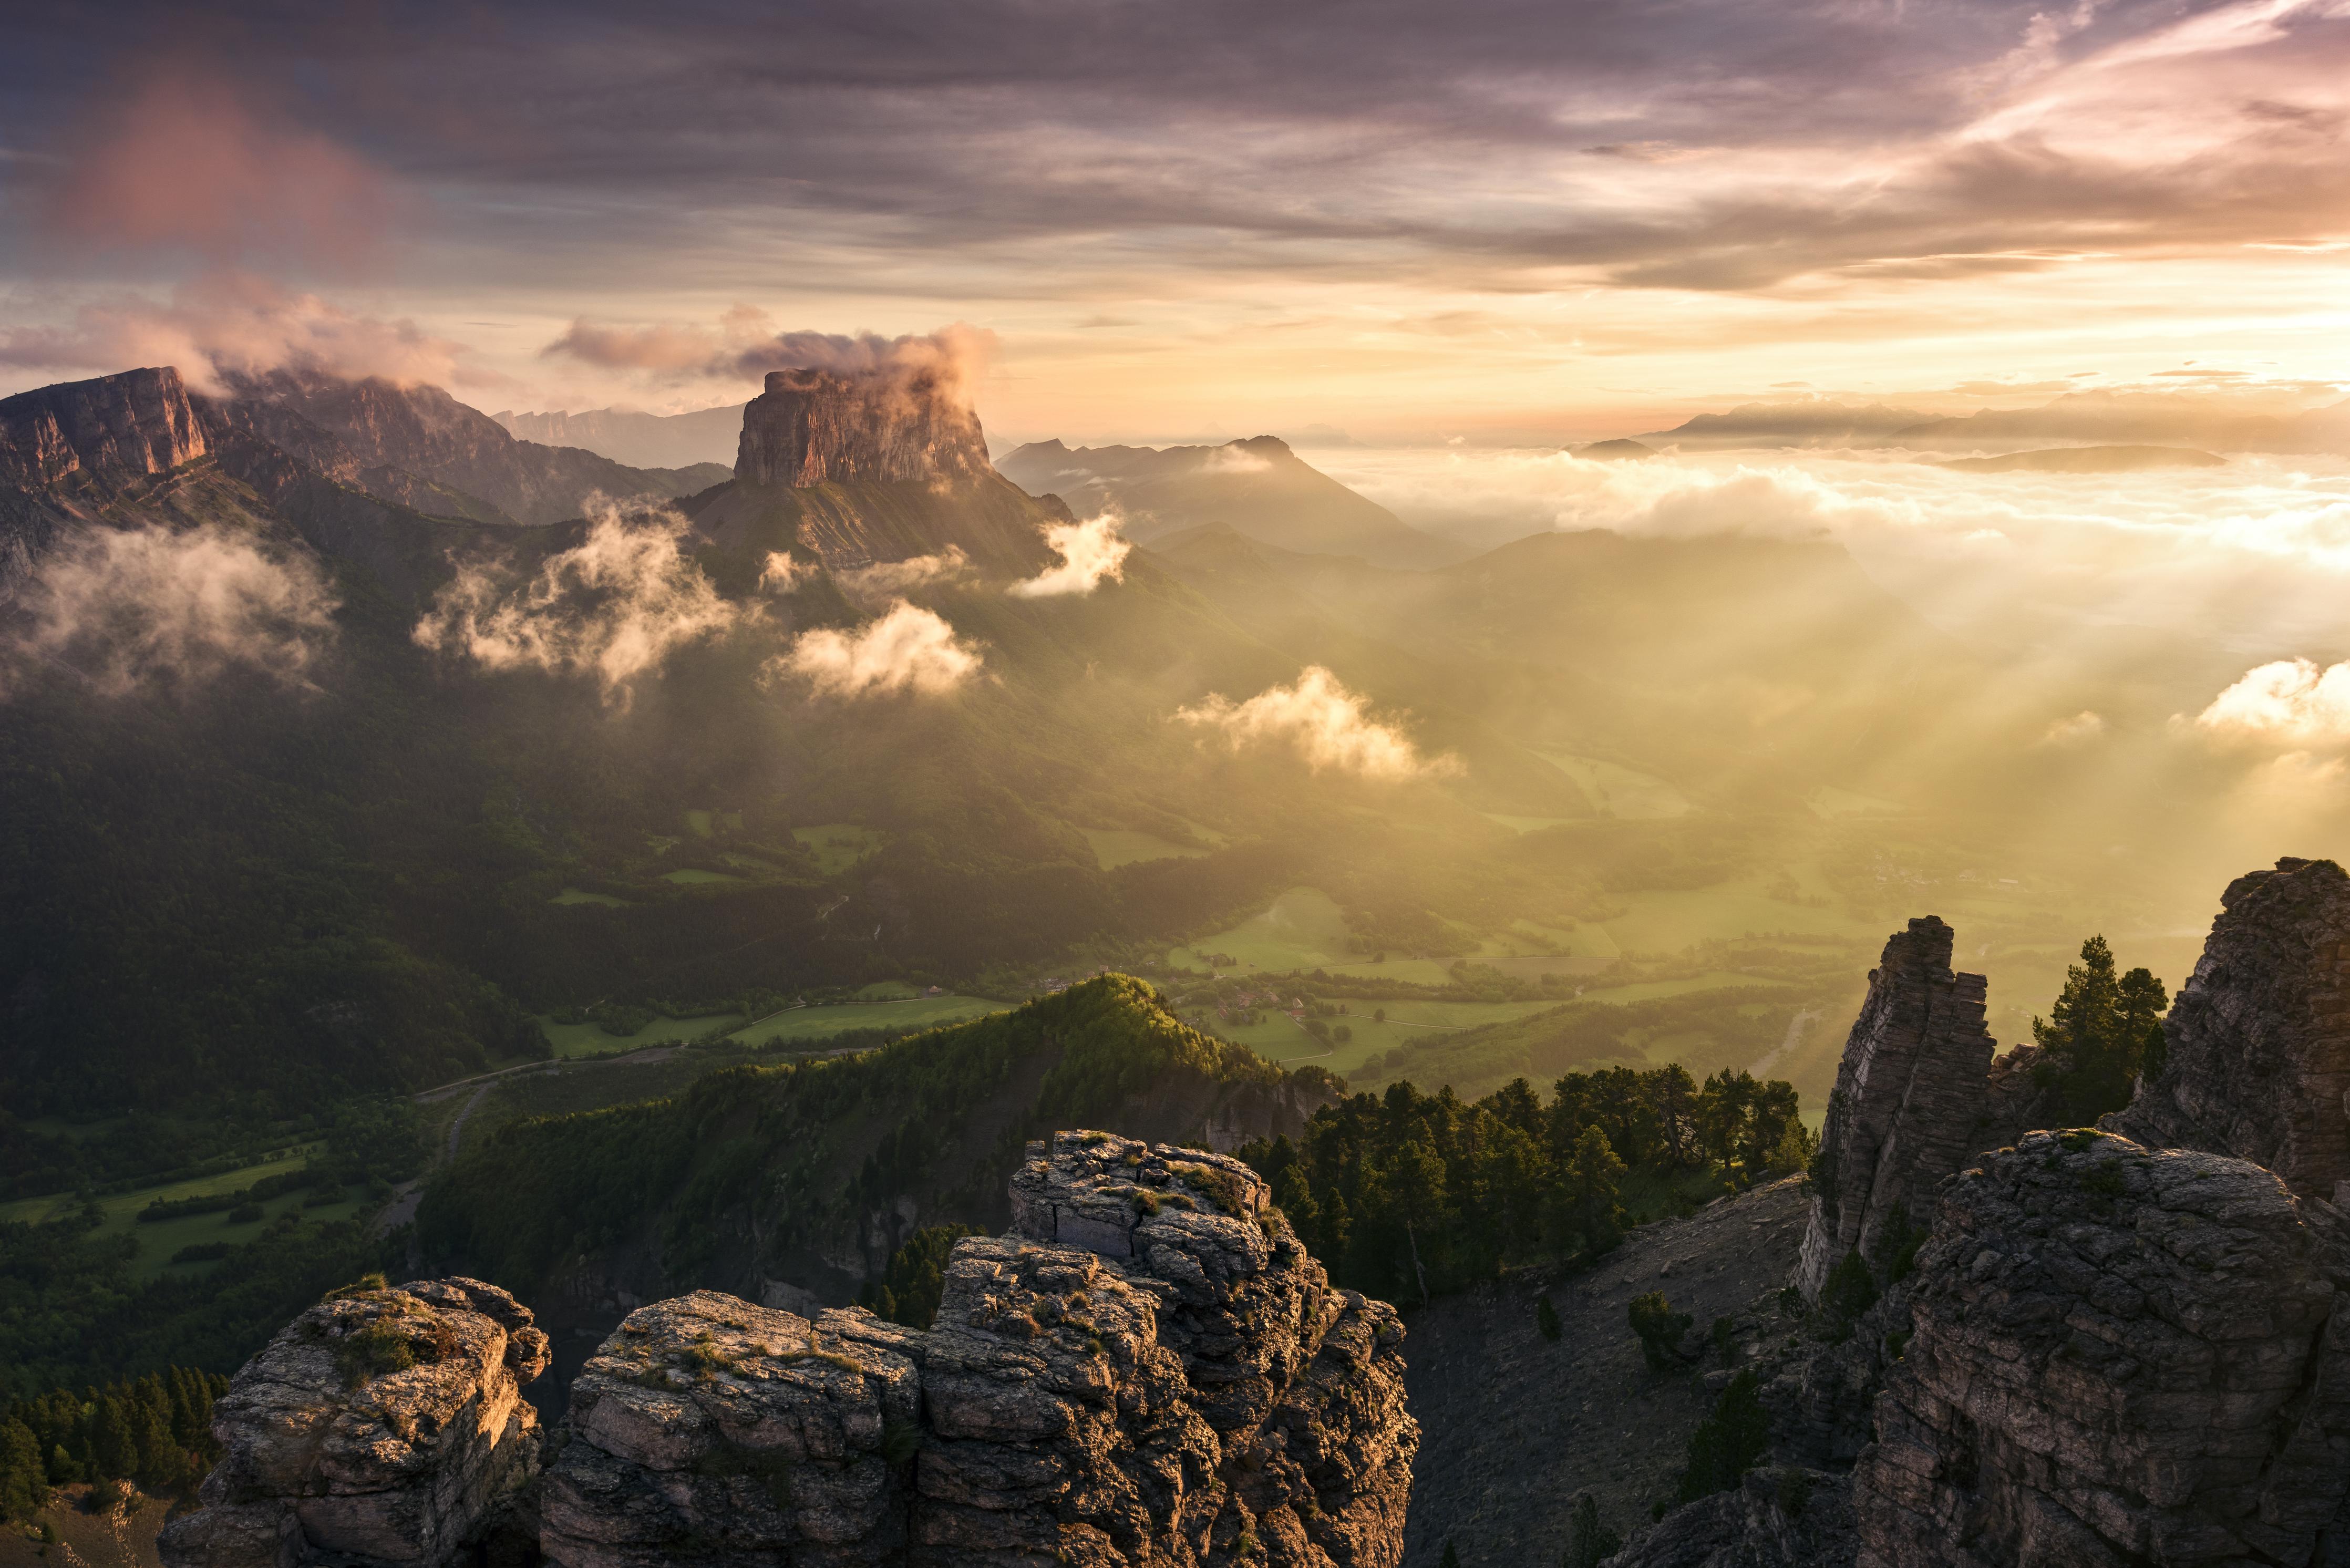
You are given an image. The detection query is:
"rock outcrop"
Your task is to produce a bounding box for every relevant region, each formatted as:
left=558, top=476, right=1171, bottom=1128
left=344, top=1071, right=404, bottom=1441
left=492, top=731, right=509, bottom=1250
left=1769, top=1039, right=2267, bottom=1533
left=1850, top=1130, right=2350, bottom=1567
left=543, top=1131, right=1415, bottom=1567
left=1797, top=919, right=1995, bottom=1299
left=735, top=368, right=992, bottom=488
left=159, top=1276, right=551, bottom=1568
left=0, top=366, right=210, bottom=488
left=2105, top=856, right=2350, bottom=1201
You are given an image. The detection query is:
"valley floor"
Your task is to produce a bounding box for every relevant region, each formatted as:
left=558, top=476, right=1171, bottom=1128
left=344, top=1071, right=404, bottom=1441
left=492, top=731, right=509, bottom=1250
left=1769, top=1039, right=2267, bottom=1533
left=1400, top=1176, right=1809, bottom=1566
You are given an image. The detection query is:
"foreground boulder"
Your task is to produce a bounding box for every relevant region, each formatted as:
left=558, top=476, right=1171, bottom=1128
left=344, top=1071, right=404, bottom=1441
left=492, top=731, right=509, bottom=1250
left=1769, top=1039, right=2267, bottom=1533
left=1851, top=1131, right=2350, bottom=1567
left=2105, top=855, right=2350, bottom=1200
left=159, top=1276, right=551, bottom=1568
left=543, top=1132, right=1414, bottom=1567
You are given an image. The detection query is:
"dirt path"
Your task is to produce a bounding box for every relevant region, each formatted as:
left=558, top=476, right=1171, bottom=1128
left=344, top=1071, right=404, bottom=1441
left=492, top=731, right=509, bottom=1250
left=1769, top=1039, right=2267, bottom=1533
left=1749, top=1005, right=1821, bottom=1079
left=1400, top=1176, right=1810, bottom=1566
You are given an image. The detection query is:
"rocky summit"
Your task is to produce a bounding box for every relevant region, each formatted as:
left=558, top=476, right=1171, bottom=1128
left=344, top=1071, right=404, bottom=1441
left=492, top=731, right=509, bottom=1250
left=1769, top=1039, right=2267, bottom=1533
left=166, top=1132, right=1413, bottom=1567
left=735, top=368, right=993, bottom=488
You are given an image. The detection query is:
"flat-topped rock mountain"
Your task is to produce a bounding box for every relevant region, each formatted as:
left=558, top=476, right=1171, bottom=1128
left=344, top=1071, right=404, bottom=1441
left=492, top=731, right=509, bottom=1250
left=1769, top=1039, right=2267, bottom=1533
left=165, top=1130, right=1414, bottom=1567
left=735, top=367, right=992, bottom=488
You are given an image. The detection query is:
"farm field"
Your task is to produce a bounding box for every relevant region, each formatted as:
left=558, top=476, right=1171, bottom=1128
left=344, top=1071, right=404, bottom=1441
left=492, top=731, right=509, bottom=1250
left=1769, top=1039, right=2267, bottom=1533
left=792, top=823, right=885, bottom=874
left=550, top=886, right=630, bottom=906
left=661, top=867, right=745, bottom=885
left=1209, top=995, right=1599, bottom=1076
left=0, top=1144, right=362, bottom=1281
left=726, top=993, right=1005, bottom=1045
left=537, top=1012, right=746, bottom=1057
left=1081, top=827, right=1209, bottom=868
left=1537, top=752, right=1691, bottom=818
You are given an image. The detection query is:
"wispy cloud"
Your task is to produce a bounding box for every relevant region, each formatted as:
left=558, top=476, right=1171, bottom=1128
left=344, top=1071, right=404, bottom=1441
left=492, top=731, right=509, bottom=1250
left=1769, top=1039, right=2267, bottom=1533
left=4, top=524, right=338, bottom=697
left=1174, top=665, right=1460, bottom=780
left=773, top=601, right=982, bottom=698
left=411, top=498, right=737, bottom=705
left=1008, top=511, right=1130, bottom=597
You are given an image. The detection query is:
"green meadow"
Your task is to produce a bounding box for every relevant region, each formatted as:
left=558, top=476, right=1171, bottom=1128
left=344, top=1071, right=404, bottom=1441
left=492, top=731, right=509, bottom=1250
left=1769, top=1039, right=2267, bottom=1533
left=726, top=993, right=1007, bottom=1045
left=0, top=1143, right=362, bottom=1281
left=536, top=1012, right=746, bottom=1057
left=1535, top=752, right=1691, bottom=818
left=792, top=823, right=887, bottom=874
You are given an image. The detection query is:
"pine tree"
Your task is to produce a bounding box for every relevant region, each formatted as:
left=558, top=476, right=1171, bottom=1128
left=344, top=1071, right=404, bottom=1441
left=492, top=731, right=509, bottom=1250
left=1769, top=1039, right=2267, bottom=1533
left=2031, top=936, right=2168, bottom=1122
left=1566, top=1127, right=1626, bottom=1255
left=1536, top=1291, right=1562, bottom=1342
left=0, top=1417, right=44, bottom=1522
left=90, top=1395, right=137, bottom=1482
left=1439, top=1540, right=1461, bottom=1568
left=1564, top=1492, right=1621, bottom=1568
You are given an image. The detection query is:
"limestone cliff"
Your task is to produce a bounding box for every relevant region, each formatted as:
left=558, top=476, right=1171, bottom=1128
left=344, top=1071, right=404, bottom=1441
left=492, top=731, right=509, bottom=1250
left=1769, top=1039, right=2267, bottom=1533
left=1797, top=918, right=1994, bottom=1299
left=2104, top=855, right=2350, bottom=1200
left=0, top=366, right=210, bottom=488
left=735, top=368, right=992, bottom=489
left=158, top=1277, right=551, bottom=1568
left=544, top=1130, right=1414, bottom=1566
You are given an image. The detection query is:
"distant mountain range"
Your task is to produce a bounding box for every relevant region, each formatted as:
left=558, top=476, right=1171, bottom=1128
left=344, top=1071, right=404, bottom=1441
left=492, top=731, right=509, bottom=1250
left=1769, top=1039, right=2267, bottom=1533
left=1637, top=391, right=2350, bottom=454
left=494, top=403, right=745, bottom=470
left=997, top=435, right=1465, bottom=568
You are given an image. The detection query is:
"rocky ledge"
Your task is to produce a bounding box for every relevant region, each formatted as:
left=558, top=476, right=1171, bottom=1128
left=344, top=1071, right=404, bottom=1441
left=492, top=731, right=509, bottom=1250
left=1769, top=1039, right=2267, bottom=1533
left=545, top=1131, right=1414, bottom=1566
left=158, top=1276, right=551, bottom=1568
left=167, top=1133, right=1413, bottom=1568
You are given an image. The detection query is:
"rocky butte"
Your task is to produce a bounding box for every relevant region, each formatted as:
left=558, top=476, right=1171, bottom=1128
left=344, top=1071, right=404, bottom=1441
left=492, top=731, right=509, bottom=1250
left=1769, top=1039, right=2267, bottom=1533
left=163, top=1131, right=1415, bottom=1568
left=735, top=367, right=993, bottom=489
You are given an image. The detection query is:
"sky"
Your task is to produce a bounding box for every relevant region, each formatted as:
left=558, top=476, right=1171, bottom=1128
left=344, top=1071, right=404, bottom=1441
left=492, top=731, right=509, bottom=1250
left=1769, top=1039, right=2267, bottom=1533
left=1, top=0, right=2347, bottom=442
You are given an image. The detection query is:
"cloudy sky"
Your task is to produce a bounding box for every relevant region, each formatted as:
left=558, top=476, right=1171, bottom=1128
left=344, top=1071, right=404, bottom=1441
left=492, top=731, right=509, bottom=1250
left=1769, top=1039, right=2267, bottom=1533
left=2, top=0, right=2346, bottom=440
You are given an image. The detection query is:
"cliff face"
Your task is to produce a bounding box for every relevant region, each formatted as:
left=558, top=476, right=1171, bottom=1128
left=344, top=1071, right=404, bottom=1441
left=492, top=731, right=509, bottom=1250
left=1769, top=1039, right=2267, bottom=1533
left=735, top=368, right=992, bottom=488
left=1851, top=1131, right=2350, bottom=1568
left=544, top=1131, right=1414, bottom=1567
left=1797, top=918, right=1994, bottom=1299
left=158, top=1277, right=551, bottom=1568
left=0, top=366, right=210, bottom=488
left=2105, top=856, right=2350, bottom=1200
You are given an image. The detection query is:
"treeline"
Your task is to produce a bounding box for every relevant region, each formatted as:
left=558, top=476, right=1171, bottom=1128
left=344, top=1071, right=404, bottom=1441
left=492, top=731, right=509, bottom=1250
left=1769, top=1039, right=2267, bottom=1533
left=1245, top=1065, right=1809, bottom=1305
left=1, top=1367, right=228, bottom=1519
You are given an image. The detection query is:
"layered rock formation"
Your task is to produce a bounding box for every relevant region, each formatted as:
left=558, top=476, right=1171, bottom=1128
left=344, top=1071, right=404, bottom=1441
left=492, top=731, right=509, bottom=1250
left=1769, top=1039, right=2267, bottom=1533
left=2105, top=856, right=2350, bottom=1200
left=544, top=1131, right=1414, bottom=1566
left=0, top=366, right=210, bottom=487
left=1851, top=1130, right=2350, bottom=1567
left=1797, top=919, right=1995, bottom=1299
left=159, top=1276, right=551, bottom=1568
left=735, top=368, right=992, bottom=488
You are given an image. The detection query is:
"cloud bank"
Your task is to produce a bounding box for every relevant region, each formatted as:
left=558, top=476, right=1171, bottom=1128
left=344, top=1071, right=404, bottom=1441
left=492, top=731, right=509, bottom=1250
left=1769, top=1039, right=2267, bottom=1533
left=1009, top=512, right=1130, bottom=598
left=412, top=499, right=736, bottom=703
left=839, top=548, right=972, bottom=598
left=4, top=524, right=338, bottom=696
left=1175, top=666, right=1460, bottom=780
left=543, top=313, right=996, bottom=406
left=776, top=601, right=982, bottom=698
left=0, top=274, right=475, bottom=394
left=2192, top=659, right=2350, bottom=748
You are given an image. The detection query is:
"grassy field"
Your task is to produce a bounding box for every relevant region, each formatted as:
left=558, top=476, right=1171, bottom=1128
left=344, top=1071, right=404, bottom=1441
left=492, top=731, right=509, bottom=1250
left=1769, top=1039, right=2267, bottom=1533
left=1208, top=995, right=1602, bottom=1076
left=1483, top=813, right=1581, bottom=834
left=1081, top=827, right=1210, bottom=868
left=661, top=867, right=745, bottom=885
left=1537, top=752, right=1691, bottom=818
left=537, top=1012, right=746, bottom=1057
left=726, top=993, right=1006, bottom=1045
left=792, top=823, right=885, bottom=875
left=0, top=1144, right=362, bottom=1282
left=550, top=886, right=630, bottom=906
left=1807, top=785, right=1905, bottom=818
